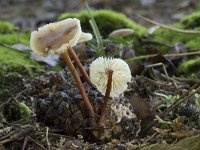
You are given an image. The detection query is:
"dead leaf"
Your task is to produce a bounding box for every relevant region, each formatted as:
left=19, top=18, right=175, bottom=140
left=129, top=94, right=153, bottom=121
left=11, top=43, right=31, bottom=52
left=30, top=52, right=59, bottom=66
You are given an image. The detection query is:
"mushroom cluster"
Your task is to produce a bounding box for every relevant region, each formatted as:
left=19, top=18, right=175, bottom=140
left=30, top=18, right=133, bottom=135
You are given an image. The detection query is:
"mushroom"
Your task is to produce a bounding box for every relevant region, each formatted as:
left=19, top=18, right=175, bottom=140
left=90, top=57, right=132, bottom=125
left=30, top=18, right=96, bottom=127
left=30, top=18, right=92, bottom=86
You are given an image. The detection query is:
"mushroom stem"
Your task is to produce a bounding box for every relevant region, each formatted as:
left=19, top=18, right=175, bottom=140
left=68, top=47, right=92, bottom=86
left=98, top=70, right=113, bottom=126
left=62, top=50, right=96, bottom=127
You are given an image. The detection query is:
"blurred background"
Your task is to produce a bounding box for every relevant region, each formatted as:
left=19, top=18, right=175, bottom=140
left=0, top=0, right=198, bottom=31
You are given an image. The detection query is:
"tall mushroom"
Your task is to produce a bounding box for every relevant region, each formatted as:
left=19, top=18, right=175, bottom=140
left=90, top=57, right=132, bottom=126
left=30, top=18, right=96, bottom=127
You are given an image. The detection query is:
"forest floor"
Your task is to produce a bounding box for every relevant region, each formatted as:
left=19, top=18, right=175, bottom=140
left=0, top=0, right=200, bottom=150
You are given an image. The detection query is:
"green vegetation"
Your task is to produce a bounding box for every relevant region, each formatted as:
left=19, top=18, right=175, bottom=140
left=178, top=57, right=200, bottom=78
left=151, top=23, right=200, bottom=53
left=59, top=10, right=147, bottom=37
left=149, top=11, right=200, bottom=77
left=0, top=22, right=43, bottom=99
left=17, top=102, right=32, bottom=120
left=181, top=11, right=200, bottom=29
left=0, top=32, right=31, bottom=45
left=0, top=21, right=18, bottom=34
left=0, top=46, right=44, bottom=99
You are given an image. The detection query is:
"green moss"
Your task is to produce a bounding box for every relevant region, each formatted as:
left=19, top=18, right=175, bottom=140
left=178, top=57, right=200, bottom=78
left=151, top=22, right=200, bottom=53
left=181, top=11, right=200, bottom=29
left=0, top=46, right=41, bottom=70
left=17, top=102, right=32, bottom=120
left=0, top=32, right=31, bottom=45
left=0, top=21, right=18, bottom=34
left=59, top=10, right=147, bottom=37
left=0, top=46, right=44, bottom=100
left=150, top=11, right=200, bottom=53
left=142, top=134, right=200, bottom=150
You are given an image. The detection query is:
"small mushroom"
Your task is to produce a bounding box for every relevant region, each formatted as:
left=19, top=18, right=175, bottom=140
left=90, top=57, right=132, bottom=97
left=30, top=18, right=92, bottom=56
left=30, top=18, right=92, bottom=85
left=30, top=18, right=96, bottom=128
left=90, top=57, right=132, bottom=125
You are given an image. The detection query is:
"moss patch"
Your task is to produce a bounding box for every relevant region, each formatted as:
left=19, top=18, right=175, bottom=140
left=141, top=134, right=200, bottom=150
left=151, top=23, right=200, bottom=53
left=59, top=10, right=147, bottom=37
left=0, top=46, right=43, bottom=100
left=181, top=11, right=200, bottom=29
left=178, top=56, right=200, bottom=79
left=0, top=32, right=31, bottom=45
left=0, top=21, right=18, bottom=34
left=149, top=10, right=200, bottom=54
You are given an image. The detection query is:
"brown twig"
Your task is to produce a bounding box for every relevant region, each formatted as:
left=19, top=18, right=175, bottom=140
left=138, top=15, right=200, bottom=34
left=141, top=63, right=169, bottom=81
left=164, top=51, right=200, bottom=57
left=45, top=127, right=50, bottom=149
left=0, top=138, right=14, bottom=145
left=68, top=47, right=92, bottom=86
left=126, top=51, right=200, bottom=62
left=27, top=136, right=48, bottom=150
left=98, top=70, right=113, bottom=126
left=22, top=136, right=28, bottom=150
left=62, top=50, right=96, bottom=128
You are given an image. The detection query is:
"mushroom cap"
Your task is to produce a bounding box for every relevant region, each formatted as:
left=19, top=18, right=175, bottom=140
left=90, top=57, right=132, bottom=97
left=30, top=18, right=92, bottom=56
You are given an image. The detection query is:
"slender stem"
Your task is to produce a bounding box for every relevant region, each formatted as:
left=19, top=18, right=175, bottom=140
left=62, top=50, right=96, bottom=127
left=68, top=47, right=93, bottom=86
left=98, top=70, right=113, bottom=126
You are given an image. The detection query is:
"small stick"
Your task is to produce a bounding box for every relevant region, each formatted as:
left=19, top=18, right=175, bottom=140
left=126, top=51, right=200, bottom=62
left=68, top=47, right=92, bottom=86
left=0, top=138, right=14, bottom=145
left=22, top=136, right=28, bottom=150
left=62, top=50, right=96, bottom=128
left=45, top=127, right=50, bottom=149
left=98, top=70, right=113, bottom=126
left=138, top=15, right=200, bottom=34
left=164, top=51, right=200, bottom=57
left=27, top=136, right=48, bottom=150
left=141, top=63, right=169, bottom=81
left=36, top=132, right=72, bottom=139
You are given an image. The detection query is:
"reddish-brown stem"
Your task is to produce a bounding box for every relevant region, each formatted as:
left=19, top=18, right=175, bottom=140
left=62, top=50, right=96, bottom=127
left=68, top=47, right=92, bottom=86
left=98, top=70, right=113, bottom=126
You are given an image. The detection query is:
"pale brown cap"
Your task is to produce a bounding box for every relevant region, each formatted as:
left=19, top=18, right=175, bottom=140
left=30, top=18, right=92, bottom=56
